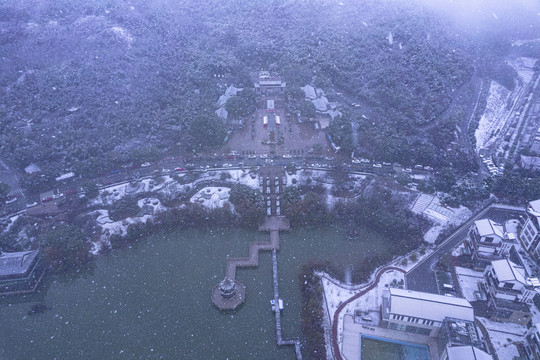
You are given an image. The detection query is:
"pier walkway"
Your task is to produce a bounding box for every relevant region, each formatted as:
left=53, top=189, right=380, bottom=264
left=213, top=167, right=302, bottom=358
left=272, top=248, right=303, bottom=359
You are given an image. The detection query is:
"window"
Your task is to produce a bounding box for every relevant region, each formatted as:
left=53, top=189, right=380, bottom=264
left=503, top=282, right=514, bottom=289
left=485, top=237, right=494, bottom=243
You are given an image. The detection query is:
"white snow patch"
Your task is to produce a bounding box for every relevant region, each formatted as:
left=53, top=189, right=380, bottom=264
left=475, top=81, right=512, bottom=151
left=508, top=57, right=537, bottom=84
left=320, top=269, right=404, bottom=322
left=477, top=317, right=526, bottom=360
left=454, top=266, right=483, bottom=302
left=411, top=193, right=472, bottom=243
left=4, top=215, right=20, bottom=233
left=190, top=187, right=231, bottom=209
left=512, top=38, right=540, bottom=47
left=137, top=197, right=167, bottom=214
left=228, top=170, right=259, bottom=188
left=110, top=26, right=134, bottom=44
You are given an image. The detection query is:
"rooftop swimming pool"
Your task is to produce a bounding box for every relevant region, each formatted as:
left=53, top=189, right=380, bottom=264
left=360, top=335, right=430, bottom=360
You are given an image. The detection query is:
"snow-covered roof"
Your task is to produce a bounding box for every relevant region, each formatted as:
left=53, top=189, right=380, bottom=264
left=301, top=85, right=317, bottom=100
left=529, top=199, right=540, bottom=214
left=491, top=259, right=528, bottom=285
left=216, top=85, right=243, bottom=108
left=215, top=107, right=228, bottom=120
left=313, top=97, right=329, bottom=112
left=446, top=345, right=492, bottom=360
left=521, top=155, right=540, bottom=170
left=389, top=288, right=474, bottom=322
left=55, top=172, right=75, bottom=181
left=475, top=219, right=504, bottom=239
left=224, top=85, right=243, bottom=97
left=24, top=163, right=41, bottom=174
left=258, top=80, right=283, bottom=86
left=0, top=250, right=40, bottom=277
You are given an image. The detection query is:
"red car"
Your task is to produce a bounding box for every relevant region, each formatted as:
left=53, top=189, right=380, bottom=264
left=174, top=167, right=184, bottom=172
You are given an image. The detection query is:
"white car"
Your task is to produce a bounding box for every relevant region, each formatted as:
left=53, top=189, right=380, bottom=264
left=141, top=162, right=151, bottom=167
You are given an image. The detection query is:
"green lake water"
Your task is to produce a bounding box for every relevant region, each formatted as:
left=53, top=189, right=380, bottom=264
left=0, top=226, right=390, bottom=359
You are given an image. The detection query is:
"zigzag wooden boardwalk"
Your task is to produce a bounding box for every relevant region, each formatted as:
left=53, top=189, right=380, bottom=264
left=272, top=249, right=303, bottom=359
left=225, top=230, right=280, bottom=279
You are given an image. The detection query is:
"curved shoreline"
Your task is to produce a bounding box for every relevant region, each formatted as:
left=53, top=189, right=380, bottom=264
left=330, top=266, right=406, bottom=360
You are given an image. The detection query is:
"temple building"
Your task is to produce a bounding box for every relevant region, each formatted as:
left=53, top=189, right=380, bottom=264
left=0, top=249, right=45, bottom=295
left=254, top=71, right=286, bottom=96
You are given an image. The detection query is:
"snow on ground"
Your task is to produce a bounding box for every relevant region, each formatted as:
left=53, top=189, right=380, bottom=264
left=320, top=270, right=405, bottom=320
left=411, top=193, right=472, bottom=243
left=90, top=208, right=155, bottom=254
left=454, top=266, right=484, bottom=302
left=389, top=247, right=435, bottom=272
left=137, top=197, right=167, bottom=214
left=512, top=38, right=540, bottom=47
left=475, top=81, right=512, bottom=151
left=3, top=215, right=19, bottom=233
left=509, top=57, right=538, bottom=84
left=228, top=169, right=259, bottom=188
left=190, top=187, right=231, bottom=209
left=477, top=317, right=526, bottom=360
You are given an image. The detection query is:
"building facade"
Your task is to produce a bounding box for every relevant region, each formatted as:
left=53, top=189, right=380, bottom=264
left=466, top=218, right=517, bottom=269
left=382, top=288, right=474, bottom=337
left=480, top=259, right=535, bottom=325
left=254, top=71, right=286, bottom=96
left=526, top=323, right=540, bottom=360
left=520, top=199, right=540, bottom=261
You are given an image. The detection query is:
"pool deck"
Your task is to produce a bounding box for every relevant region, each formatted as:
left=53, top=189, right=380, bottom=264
left=341, top=315, right=439, bottom=360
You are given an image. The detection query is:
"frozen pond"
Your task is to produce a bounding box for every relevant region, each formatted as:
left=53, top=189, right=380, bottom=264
left=1, top=226, right=390, bottom=359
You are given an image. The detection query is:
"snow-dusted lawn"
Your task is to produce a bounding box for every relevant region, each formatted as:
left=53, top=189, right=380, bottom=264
left=477, top=317, right=526, bottom=360
left=411, top=193, right=472, bottom=243
left=454, top=266, right=483, bottom=302
left=137, top=197, right=167, bottom=214
left=320, top=269, right=404, bottom=320
left=228, top=169, right=259, bottom=188
left=190, top=187, right=231, bottom=209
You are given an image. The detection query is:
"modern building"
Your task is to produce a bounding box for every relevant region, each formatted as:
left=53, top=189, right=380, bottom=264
left=521, top=155, right=540, bottom=172
left=481, top=259, right=535, bottom=324
left=466, top=218, right=517, bottom=269
left=520, top=199, right=540, bottom=261
left=525, top=323, right=540, bottom=360
left=382, top=288, right=474, bottom=337
left=0, top=249, right=44, bottom=295
left=436, top=317, right=491, bottom=360
left=441, top=345, right=493, bottom=360
left=254, top=71, right=286, bottom=96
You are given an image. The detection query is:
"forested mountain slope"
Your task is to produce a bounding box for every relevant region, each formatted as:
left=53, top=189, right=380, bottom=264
left=0, top=0, right=537, bottom=178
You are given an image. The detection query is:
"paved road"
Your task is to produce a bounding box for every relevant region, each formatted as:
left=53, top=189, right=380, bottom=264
left=405, top=204, right=526, bottom=294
